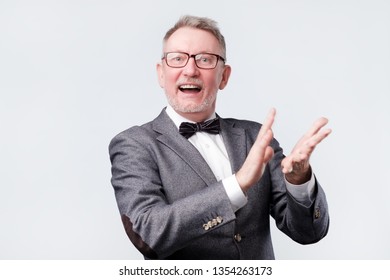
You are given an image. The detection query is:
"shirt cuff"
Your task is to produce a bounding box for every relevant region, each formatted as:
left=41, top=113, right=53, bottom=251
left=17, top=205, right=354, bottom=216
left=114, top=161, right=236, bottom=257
left=222, top=175, right=248, bottom=212
left=285, top=172, right=316, bottom=206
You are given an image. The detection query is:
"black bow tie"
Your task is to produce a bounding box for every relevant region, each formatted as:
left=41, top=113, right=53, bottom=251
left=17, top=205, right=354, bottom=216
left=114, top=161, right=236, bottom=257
left=179, top=118, right=221, bottom=139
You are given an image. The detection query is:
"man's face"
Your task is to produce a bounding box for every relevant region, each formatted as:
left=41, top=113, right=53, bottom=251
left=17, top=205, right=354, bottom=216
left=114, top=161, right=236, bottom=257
left=157, top=27, right=231, bottom=122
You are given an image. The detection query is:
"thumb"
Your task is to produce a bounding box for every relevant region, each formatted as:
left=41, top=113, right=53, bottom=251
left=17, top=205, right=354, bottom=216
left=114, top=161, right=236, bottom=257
left=263, top=146, right=274, bottom=164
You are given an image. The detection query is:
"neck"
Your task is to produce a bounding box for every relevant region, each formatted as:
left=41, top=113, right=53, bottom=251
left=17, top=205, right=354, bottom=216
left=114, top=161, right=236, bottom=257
left=165, top=106, right=217, bottom=129
left=176, top=111, right=213, bottom=123
left=167, top=103, right=216, bottom=123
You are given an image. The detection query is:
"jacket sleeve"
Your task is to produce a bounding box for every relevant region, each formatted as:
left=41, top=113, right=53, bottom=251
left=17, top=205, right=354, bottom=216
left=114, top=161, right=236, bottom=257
left=109, top=128, right=236, bottom=259
left=268, top=139, right=330, bottom=244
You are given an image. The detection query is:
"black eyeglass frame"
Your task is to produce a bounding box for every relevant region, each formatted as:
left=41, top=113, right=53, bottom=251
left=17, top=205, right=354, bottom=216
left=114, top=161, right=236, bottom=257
left=162, top=52, right=226, bottom=69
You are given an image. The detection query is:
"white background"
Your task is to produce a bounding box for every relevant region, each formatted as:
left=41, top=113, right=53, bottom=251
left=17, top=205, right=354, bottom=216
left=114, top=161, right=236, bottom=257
left=1, top=0, right=389, bottom=259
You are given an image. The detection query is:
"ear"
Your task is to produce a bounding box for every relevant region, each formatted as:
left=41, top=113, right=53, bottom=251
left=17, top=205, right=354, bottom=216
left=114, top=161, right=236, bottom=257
left=156, top=63, right=165, bottom=88
left=218, top=65, right=231, bottom=90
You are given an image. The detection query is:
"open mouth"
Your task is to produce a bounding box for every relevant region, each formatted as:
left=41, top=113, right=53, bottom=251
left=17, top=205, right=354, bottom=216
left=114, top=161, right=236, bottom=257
left=178, top=84, right=202, bottom=94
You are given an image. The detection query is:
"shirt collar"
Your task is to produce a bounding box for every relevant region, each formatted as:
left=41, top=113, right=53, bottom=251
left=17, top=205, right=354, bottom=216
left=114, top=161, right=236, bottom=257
left=165, top=105, right=217, bottom=129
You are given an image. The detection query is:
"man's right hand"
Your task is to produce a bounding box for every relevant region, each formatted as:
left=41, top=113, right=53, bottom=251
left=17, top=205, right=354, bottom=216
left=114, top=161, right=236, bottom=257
left=236, top=108, right=276, bottom=192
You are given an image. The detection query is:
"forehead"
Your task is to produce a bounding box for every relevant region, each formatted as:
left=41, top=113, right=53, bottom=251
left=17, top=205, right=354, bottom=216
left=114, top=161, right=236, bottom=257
left=164, top=27, right=221, bottom=53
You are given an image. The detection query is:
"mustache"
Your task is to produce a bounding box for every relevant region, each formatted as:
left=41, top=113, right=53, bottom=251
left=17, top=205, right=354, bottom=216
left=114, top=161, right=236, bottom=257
left=176, top=78, right=204, bottom=87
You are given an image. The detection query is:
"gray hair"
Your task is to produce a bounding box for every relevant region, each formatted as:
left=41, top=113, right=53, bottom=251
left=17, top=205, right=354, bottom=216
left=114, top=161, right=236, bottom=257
left=163, top=15, right=227, bottom=59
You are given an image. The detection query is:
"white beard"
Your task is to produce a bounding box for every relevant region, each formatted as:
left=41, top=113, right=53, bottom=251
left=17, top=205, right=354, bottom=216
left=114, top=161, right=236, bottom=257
left=166, top=92, right=217, bottom=113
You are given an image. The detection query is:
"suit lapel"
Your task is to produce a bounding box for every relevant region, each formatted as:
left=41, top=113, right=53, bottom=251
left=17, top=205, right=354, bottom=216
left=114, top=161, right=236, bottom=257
left=152, top=109, right=217, bottom=186
left=151, top=109, right=249, bottom=184
left=219, top=118, right=248, bottom=174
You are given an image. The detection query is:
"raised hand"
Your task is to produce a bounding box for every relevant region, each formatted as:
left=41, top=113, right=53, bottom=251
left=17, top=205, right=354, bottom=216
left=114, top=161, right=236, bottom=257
left=236, top=108, right=276, bottom=192
left=282, top=117, right=332, bottom=185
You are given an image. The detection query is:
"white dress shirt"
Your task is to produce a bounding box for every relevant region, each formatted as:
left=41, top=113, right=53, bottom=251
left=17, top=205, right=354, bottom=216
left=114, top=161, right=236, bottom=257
left=166, top=106, right=315, bottom=212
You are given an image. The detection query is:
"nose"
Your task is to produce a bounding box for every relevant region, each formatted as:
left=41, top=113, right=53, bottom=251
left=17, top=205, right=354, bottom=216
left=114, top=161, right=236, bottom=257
left=182, top=57, right=200, bottom=76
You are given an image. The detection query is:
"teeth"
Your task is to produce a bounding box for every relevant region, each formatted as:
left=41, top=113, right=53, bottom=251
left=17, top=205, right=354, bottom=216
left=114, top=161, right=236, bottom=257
left=180, top=84, right=200, bottom=89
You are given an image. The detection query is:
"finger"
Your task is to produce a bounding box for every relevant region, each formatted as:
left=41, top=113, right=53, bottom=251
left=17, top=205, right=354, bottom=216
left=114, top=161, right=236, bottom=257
left=282, top=154, right=309, bottom=174
left=248, top=129, right=274, bottom=175
left=291, top=118, right=331, bottom=153
left=281, top=157, right=293, bottom=174
left=253, top=128, right=274, bottom=154
left=298, top=128, right=332, bottom=156
left=282, top=127, right=332, bottom=174
left=256, top=132, right=275, bottom=168
left=264, top=146, right=274, bottom=163
left=281, top=154, right=298, bottom=174
left=258, top=108, right=276, bottom=139
left=308, top=128, right=332, bottom=149
left=305, top=117, right=329, bottom=138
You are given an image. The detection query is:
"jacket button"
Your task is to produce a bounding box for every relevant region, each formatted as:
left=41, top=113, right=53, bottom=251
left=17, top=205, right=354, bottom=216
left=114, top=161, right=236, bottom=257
left=234, top=234, right=242, bottom=242
left=314, top=208, right=321, bottom=219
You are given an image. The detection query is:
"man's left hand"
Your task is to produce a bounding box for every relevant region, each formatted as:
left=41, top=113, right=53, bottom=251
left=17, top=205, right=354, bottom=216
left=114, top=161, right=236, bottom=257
left=282, top=117, right=332, bottom=185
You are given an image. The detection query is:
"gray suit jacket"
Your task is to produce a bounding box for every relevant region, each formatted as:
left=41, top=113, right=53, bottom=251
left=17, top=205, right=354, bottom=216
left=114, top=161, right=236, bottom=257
left=109, top=108, right=329, bottom=259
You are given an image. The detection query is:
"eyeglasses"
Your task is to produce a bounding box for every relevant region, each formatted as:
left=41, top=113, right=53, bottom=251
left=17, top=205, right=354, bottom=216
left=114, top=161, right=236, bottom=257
left=162, top=52, right=226, bottom=69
